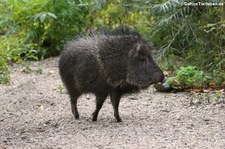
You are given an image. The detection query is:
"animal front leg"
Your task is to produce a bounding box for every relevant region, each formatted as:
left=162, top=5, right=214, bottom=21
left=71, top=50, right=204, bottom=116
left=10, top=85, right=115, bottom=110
left=110, top=89, right=122, bottom=122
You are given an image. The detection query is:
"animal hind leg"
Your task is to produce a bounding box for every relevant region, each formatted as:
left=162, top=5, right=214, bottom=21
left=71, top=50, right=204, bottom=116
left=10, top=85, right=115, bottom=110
left=66, top=84, right=81, bottom=119
left=92, top=93, right=108, bottom=121
left=70, top=93, right=80, bottom=119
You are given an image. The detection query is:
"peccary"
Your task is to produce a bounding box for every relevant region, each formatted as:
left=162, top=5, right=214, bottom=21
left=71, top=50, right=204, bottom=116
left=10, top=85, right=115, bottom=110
left=59, top=28, right=164, bottom=122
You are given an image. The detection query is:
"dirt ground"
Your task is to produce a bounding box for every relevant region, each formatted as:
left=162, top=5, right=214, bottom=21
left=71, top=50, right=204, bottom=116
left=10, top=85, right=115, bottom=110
left=0, top=57, right=225, bottom=149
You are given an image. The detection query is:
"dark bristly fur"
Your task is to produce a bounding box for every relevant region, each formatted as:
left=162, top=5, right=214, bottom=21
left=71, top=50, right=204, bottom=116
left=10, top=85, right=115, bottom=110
left=59, top=27, right=164, bottom=122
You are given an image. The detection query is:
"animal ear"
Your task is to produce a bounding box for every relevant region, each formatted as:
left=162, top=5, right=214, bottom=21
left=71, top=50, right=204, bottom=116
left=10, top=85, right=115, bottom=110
left=133, top=43, right=142, bottom=58
left=135, top=43, right=141, bottom=52
left=129, top=43, right=143, bottom=58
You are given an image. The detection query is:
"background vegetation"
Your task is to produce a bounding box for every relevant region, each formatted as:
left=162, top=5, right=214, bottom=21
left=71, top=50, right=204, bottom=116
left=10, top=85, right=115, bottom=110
left=0, top=0, right=224, bottom=91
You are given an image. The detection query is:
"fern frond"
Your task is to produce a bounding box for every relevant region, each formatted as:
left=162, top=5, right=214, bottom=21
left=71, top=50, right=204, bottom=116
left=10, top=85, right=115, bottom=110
left=158, top=7, right=188, bottom=25
left=152, top=0, right=183, bottom=13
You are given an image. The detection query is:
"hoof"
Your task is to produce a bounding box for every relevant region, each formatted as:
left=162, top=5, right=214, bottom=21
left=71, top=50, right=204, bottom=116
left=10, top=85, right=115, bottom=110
left=74, top=115, right=79, bottom=120
left=116, top=116, right=122, bottom=122
left=92, top=112, right=98, bottom=121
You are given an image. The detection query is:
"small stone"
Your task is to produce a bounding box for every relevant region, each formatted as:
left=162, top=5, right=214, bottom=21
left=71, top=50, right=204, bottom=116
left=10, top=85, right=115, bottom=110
left=49, top=70, right=55, bottom=74
left=129, top=97, right=138, bottom=100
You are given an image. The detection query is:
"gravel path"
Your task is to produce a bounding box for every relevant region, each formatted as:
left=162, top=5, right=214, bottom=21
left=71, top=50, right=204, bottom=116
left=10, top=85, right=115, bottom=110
left=1, top=57, right=225, bottom=149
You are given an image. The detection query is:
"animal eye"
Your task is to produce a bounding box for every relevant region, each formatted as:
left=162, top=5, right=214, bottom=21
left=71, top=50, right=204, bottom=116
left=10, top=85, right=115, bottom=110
left=139, top=56, right=147, bottom=64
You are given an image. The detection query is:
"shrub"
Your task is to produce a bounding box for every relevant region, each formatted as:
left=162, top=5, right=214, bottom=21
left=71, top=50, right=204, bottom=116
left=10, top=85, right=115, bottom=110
left=0, top=0, right=90, bottom=59
left=149, top=0, right=225, bottom=74
left=167, top=66, right=225, bottom=91
left=89, top=0, right=152, bottom=36
left=0, top=0, right=90, bottom=84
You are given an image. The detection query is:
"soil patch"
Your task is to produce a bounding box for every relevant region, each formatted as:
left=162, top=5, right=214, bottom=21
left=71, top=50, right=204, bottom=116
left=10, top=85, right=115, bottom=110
left=1, top=57, right=225, bottom=148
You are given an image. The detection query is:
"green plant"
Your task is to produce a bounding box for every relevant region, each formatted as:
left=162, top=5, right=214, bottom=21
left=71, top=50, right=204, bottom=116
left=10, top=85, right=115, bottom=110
left=57, top=84, right=64, bottom=94
left=90, top=0, right=152, bottom=36
left=167, top=66, right=208, bottom=89
left=36, top=68, right=43, bottom=75
left=0, top=0, right=90, bottom=59
left=22, top=66, right=32, bottom=74
left=0, top=57, right=10, bottom=84
left=149, top=0, right=225, bottom=73
left=39, top=0, right=90, bottom=57
left=0, top=0, right=90, bottom=84
left=177, top=66, right=205, bottom=87
left=0, top=35, right=38, bottom=62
